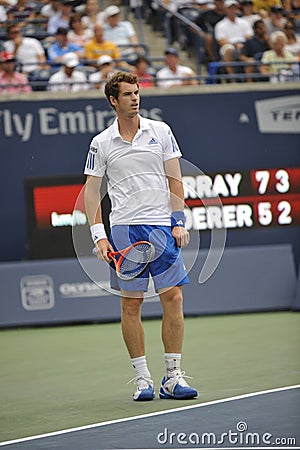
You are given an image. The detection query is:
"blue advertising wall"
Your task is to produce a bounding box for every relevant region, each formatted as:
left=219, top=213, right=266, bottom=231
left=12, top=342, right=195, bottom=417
left=1, top=85, right=299, bottom=264
left=1, top=84, right=299, bottom=327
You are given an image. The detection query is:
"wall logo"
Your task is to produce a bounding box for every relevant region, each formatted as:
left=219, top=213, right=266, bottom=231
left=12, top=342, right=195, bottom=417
left=20, top=275, right=55, bottom=310
left=255, top=95, right=300, bottom=133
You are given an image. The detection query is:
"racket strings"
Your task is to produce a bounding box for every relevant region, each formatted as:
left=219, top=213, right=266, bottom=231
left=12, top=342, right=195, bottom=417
left=118, top=243, right=154, bottom=280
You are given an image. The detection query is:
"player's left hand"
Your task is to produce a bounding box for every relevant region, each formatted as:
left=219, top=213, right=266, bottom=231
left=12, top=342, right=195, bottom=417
left=172, top=226, right=190, bottom=248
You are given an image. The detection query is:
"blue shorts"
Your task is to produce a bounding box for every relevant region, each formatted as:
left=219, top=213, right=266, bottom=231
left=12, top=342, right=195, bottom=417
left=109, top=225, right=189, bottom=292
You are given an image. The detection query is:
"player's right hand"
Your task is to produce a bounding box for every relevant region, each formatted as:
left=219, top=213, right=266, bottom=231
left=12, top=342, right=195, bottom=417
left=95, top=239, right=114, bottom=263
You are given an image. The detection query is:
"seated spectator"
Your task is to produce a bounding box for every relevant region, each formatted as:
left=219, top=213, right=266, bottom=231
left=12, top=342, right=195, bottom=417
left=283, top=20, right=300, bottom=56
left=89, top=54, right=115, bottom=89
left=41, top=0, right=61, bottom=19
left=156, top=47, right=197, bottom=88
left=196, top=0, right=226, bottom=62
left=239, top=0, right=261, bottom=27
left=264, top=5, right=287, bottom=34
left=103, top=5, right=139, bottom=57
left=81, top=0, right=105, bottom=31
left=68, top=13, right=93, bottom=46
left=132, top=55, right=155, bottom=88
left=84, top=23, right=121, bottom=63
left=0, top=50, right=32, bottom=93
left=214, top=0, right=253, bottom=80
left=47, top=26, right=83, bottom=68
left=260, top=30, right=297, bottom=80
left=47, top=0, right=74, bottom=35
left=48, top=51, right=89, bottom=91
left=7, top=0, right=35, bottom=28
left=4, top=24, right=47, bottom=73
left=240, top=19, right=271, bottom=81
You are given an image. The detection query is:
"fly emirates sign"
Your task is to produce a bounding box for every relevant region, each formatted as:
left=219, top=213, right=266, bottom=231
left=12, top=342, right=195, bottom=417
left=0, top=106, right=163, bottom=142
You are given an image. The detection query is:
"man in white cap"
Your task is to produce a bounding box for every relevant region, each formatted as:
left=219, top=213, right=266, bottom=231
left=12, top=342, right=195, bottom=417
left=48, top=52, right=90, bottom=92
left=214, top=0, right=253, bottom=80
left=103, top=5, right=139, bottom=56
left=89, top=54, right=115, bottom=90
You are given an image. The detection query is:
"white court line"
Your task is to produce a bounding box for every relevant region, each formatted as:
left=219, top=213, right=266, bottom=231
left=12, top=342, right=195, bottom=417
left=0, top=384, right=299, bottom=447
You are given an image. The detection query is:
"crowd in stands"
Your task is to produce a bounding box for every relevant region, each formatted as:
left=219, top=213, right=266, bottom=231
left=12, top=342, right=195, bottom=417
left=0, top=0, right=299, bottom=93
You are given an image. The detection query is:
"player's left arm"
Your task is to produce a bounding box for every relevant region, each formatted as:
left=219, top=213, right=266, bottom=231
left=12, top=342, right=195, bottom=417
left=164, top=157, right=190, bottom=248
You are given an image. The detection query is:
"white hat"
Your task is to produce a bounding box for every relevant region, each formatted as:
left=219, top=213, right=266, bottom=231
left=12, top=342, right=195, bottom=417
left=97, top=55, right=113, bottom=66
left=224, top=0, right=239, bottom=6
left=62, top=52, right=79, bottom=68
left=105, top=5, right=120, bottom=17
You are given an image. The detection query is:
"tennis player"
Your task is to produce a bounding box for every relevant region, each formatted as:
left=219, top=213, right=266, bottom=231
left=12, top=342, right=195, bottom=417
left=84, top=72, right=198, bottom=401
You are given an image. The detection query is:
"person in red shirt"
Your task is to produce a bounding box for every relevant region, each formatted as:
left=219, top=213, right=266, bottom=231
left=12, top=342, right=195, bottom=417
left=0, top=51, right=32, bottom=93
left=132, top=55, right=155, bottom=88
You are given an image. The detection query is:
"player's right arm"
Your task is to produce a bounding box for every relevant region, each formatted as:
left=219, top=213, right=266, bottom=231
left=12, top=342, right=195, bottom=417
left=84, top=175, right=113, bottom=262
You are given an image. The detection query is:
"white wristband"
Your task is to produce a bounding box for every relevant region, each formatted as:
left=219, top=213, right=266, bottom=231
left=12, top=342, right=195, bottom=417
left=90, top=223, right=107, bottom=243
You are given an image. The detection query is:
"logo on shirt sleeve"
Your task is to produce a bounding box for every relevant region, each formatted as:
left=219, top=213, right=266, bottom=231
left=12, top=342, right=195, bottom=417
left=86, top=151, right=95, bottom=170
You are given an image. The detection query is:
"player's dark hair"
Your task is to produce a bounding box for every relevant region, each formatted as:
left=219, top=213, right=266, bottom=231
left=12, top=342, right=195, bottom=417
left=104, top=72, right=139, bottom=110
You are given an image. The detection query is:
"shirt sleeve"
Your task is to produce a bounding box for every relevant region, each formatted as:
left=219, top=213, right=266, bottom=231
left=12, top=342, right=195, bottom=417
left=162, top=124, right=182, bottom=161
left=84, top=138, right=106, bottom=177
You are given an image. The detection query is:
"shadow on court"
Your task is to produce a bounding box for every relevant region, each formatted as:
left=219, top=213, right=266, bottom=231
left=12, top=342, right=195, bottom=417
left=1, top=386, right=299, bottom=449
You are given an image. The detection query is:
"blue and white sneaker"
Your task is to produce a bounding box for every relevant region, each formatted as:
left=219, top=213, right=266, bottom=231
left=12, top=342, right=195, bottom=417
left=128, top=376, right=155, bottom=401
left=159, top=371, right=198, bottom=400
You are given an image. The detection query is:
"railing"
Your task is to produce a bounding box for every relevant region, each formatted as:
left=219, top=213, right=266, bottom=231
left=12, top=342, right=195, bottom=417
left=151, top=0, right=204, bottom=74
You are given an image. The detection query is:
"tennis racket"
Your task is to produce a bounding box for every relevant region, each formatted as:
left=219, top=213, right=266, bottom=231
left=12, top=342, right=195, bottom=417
left=93, top=241, right=155, bottom=281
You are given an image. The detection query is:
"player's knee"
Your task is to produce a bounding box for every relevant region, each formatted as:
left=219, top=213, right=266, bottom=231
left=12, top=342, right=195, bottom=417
left=122, top=297, right=143, bottom=316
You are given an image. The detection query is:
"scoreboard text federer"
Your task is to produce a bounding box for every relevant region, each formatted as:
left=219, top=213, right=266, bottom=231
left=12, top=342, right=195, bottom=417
left=183, top=167, right=300, bottom=231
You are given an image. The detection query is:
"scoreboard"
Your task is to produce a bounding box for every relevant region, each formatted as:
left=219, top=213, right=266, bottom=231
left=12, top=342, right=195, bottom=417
left=183, top=167, right=300, bottom=231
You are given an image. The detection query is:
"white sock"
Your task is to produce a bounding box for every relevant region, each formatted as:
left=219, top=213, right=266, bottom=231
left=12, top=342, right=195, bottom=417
left=131, top=356, right=151, bottom=379
left=164, top=353, right=182, bottom=377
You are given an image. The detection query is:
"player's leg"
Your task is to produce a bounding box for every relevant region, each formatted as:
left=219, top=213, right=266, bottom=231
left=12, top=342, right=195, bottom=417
left=121, top=291, right=154, bottom=401
left=158, top=286, right=198, bottom=400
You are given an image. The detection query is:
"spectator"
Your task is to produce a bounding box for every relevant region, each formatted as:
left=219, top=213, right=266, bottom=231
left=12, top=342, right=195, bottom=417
left=240, top=19, right=271, bottom=81
left=239, top=0, right=261, bottom=26
left=47, top=0, right=74, bottom=35
left=89, top=54, right=115, bottom=89
left=103, top=5, right=139, bottom=57
left=0, top=50, right=32, bottom=93
left=81, top=0, right=105, bottom=31
left=156, top=47, right=197, bottom=88
left=264, top=5, right=287, bottom=34
left=84, top=23, right=121, bottom=63
left=68, top=13, right=93, bottom=46
left=7, top=0, right=35, bottom=28
left=196, top=0, right=226, bottom=62
left=260, top=30, right=296, bottom=80
left=214, top=0, right=253, bottom=80
left=47, top=26, right=83, bottom=68
left=132, top=55, right=155, bottom=88
left=41, top=0, right=61, bottom=19
left=48, top=51, right=89, bottom=91
left=4, top=24, right=47, bottom=73
left=283, top=20, right=300, bottom=55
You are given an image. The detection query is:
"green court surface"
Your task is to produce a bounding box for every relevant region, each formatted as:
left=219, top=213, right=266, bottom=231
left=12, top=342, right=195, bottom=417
left=0, top=311, right=299, bottom=442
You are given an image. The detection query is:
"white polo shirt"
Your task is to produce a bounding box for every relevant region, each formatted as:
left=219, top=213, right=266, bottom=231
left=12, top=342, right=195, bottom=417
left=156, top=65, right=195, bottom=88
left=215, top=17, right=253, bottom=44
left=4, top=37, right=45, bottom=73
left=48, top=69, right=90, bottom=92
left=84, top=116, right=182, bottom=226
